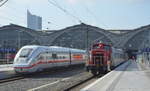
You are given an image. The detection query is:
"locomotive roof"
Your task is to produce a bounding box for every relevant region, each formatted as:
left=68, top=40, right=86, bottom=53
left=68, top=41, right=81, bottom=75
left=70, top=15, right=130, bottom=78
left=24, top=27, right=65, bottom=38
left=21, top=45, right=85, bottom=53
left=93, top=43, right=111, bottom=46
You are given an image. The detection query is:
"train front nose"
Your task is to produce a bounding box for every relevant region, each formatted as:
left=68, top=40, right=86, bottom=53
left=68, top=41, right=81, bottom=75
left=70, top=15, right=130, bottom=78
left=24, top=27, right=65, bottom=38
left=13, top=64, right=31, bottom=73
left=13, top=48, right=34, bottom=73
left=13, top=58, right=31, bottom=73
left=13, top=63, right=30, bottom=73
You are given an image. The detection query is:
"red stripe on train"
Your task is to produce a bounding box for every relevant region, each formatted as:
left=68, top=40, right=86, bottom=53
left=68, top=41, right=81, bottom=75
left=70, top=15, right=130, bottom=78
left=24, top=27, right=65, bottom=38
left=14, top=59, right=84, bottom=69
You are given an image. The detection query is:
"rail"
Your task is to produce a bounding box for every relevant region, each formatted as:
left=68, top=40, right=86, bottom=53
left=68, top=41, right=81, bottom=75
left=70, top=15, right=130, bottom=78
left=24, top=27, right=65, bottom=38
left=0, top=75, right=24, bottom=84
left=64, top=74, right=104, bottom=91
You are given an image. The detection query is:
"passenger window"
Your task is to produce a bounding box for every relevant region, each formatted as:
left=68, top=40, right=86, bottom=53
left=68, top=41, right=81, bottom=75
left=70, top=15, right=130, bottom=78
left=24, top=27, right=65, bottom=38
left=52, top=53, right=57, bottom=59
left=63, top=56, right=66, bottom=59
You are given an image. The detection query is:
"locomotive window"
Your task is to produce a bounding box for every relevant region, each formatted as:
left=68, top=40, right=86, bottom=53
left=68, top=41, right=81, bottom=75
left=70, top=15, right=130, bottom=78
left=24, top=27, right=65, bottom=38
left=93, top=45, right=100, bottom=49
left=104, top=46, right=110, bottom=51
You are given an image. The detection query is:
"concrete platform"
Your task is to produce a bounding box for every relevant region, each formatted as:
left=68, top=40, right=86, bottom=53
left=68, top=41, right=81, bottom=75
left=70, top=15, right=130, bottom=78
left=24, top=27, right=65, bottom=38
left=81, top=60, right=150, bottom=91
left=0, top=64, right=16, bottom=80
left=0, top=64, right=13, bottom=72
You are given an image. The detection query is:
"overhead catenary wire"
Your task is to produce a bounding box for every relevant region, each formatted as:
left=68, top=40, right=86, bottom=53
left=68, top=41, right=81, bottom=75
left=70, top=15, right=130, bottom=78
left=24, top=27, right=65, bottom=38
left=50, top=0, right=59, bottom=7
left=67, top=1, right=81, bottom=22
left=0, top=0, right=8, bottom=7
left=0, top=3, right=54, bottom=28
left=82, top=3, right=108, bottom=28
left=0, top=1, right=28, bottom=26
left=47, top=0, right=76, bottom=24
left=47, top=0, right=82, bottom=23
left=0, top=15, right=26, bottom=24
left=0, top=11, right=26, bottom=24
left=51, top=0, right=77, bottom=18
left=0, top=0, right=83, bottom=29
left=0, top=11, right=26, bottom=22
left=83, top=5, right=97, bottom=24
left=0, top=0, right=58, bottom=30
left=52, top=0, right=83, bottom=24
left=3, top=5, right=26, bottom=18
left=0, top=6, right=59, bottom=29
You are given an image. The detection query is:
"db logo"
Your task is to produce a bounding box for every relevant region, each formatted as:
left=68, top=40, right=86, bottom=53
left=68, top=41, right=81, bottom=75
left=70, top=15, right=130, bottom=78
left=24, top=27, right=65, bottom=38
left=0, top=0, right=8, bottom=7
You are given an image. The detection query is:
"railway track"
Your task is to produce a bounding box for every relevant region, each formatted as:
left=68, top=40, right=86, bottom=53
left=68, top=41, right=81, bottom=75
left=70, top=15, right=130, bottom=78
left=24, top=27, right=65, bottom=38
left=0, top=75, right=24, bottom=84
left=0, top=64, right=85, bottom=84
left=63, top=62, right=128, bottom=91
left=64, top=74, right=104, bottom=91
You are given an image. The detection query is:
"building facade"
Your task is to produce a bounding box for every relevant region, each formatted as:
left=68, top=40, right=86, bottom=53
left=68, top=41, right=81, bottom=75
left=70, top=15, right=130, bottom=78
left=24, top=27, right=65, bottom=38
left=27, top=10, right=42, bottom=30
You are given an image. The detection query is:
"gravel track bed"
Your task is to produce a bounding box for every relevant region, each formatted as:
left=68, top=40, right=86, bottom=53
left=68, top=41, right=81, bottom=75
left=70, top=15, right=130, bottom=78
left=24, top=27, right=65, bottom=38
left=36, top=72, right=92, bottom=91
left=70, top=78, right=97, bottom=91
left=0, top=66, right=89, bottom=91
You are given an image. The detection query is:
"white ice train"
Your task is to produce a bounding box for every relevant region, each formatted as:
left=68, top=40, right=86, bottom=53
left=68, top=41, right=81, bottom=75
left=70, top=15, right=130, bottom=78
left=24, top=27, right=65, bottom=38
left=13, top=45, right=86, bottom=73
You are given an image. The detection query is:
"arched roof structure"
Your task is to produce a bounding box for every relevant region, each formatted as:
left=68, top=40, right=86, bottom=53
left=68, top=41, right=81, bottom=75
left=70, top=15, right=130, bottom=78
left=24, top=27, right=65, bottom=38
left=45, top=23, right=117, bottom=49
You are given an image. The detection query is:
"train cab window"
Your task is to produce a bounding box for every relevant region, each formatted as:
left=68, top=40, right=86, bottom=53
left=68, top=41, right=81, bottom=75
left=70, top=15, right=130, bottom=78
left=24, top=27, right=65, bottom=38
left=92, top=44, right=101, bottom=49
left=93, top=46, right=100, bottom=49
left=19, top=48, right=33, bottom=57
left=104, top=46, right=110, bottom=51
left=38, top=55, right=44, bottom=60
left=36, top=53, right=45, bottom=61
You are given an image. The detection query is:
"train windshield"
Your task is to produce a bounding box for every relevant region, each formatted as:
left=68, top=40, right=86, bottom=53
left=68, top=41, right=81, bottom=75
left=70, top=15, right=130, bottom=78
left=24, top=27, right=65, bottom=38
left=104, top=46, right=111, bottom=51
left=19, top=48, right=33, bottom=57
left=92, top=44, right=102, bottom=49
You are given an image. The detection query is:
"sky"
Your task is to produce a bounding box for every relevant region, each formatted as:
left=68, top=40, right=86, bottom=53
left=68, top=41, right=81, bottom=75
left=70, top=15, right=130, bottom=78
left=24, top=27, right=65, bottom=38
left=0, top=0, right=150, bottom=30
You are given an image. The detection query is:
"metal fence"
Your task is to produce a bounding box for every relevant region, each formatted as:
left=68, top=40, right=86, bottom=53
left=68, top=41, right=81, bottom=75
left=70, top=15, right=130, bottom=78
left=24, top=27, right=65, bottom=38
left=0, top=59, right=13, bottom=64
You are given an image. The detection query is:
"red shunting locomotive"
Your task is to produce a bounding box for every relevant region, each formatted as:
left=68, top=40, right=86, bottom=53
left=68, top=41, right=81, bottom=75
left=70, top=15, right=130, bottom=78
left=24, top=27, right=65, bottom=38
left=86, top=43, right=125, bottom=75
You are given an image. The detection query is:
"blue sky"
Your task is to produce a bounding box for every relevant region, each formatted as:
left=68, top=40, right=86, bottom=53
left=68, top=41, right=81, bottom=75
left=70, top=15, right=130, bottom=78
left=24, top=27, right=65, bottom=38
left=0, top=0, right=150, bottom=30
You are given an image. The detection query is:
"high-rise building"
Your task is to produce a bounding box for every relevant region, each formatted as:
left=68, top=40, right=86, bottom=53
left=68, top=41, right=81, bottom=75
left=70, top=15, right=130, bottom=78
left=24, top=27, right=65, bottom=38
left=27, top=10, right=42, bottom=30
